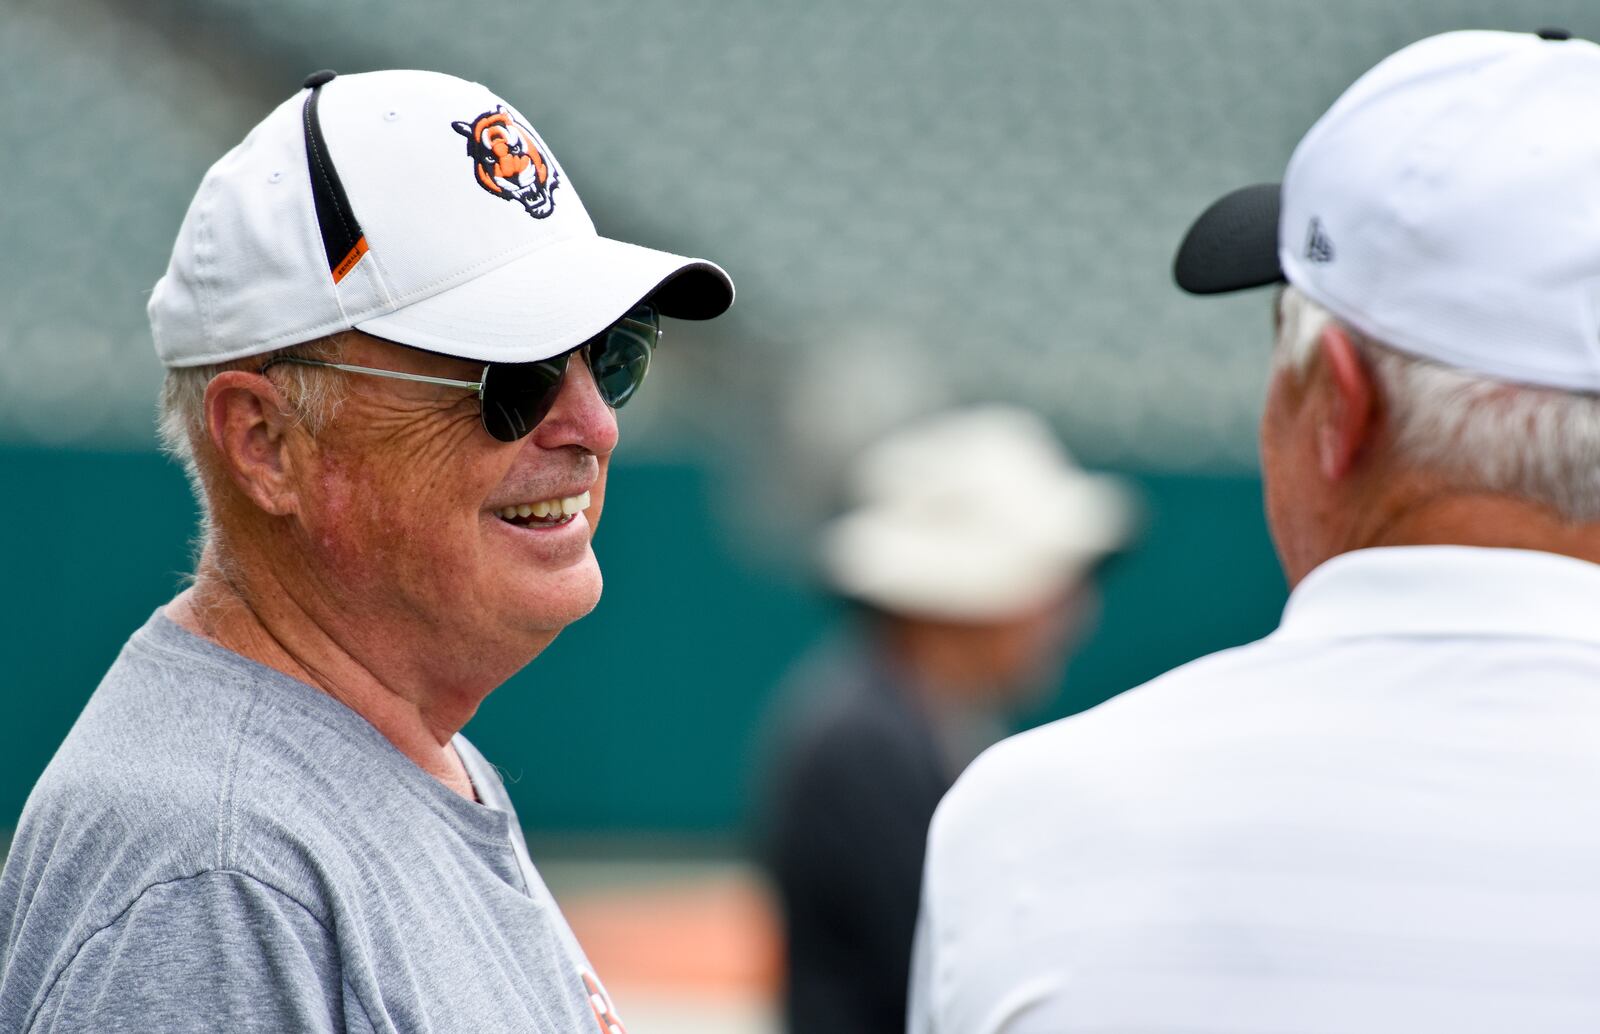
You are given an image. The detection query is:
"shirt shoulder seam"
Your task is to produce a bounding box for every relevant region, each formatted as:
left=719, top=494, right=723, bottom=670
left=216, top=688, right=263, bottom=869
left=127, top=629, right=516, bottom=851
left=126, top=626, right=260, bottom=679
left=25, top=868, right=338, bottom=1034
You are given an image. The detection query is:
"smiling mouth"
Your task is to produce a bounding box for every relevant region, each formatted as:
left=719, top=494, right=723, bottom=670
left=494, top=490, right=591, bottom=528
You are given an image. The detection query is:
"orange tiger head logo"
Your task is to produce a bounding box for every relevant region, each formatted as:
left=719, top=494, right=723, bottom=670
left=451, top=106, right=559, bottom=218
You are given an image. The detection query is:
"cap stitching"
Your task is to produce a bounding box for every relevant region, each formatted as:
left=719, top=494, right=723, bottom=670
left=162, top=236, right=717, bottom=367
left=364, top=240, right=398, bottom=309
left=1288, top=257, right=1600, bottom=388
left=382, top=233, right=583, bottom=307
left=194, top=177, right=219, bottom=358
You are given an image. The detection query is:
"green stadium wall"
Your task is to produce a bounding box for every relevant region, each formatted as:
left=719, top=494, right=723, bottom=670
left=0, top=446, right=1286, bottom=836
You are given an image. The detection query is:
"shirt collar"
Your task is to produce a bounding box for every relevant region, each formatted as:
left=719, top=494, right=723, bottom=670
left=1271, top=545, right=1600, bottom=645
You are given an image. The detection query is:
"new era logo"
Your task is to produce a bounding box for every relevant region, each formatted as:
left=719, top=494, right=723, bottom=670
left=1305, top=218, right=1335, bottom=264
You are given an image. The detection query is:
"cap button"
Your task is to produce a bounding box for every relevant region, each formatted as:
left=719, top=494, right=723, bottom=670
left=1536, top=27, right=1572, bottom=41
left=302, top=69, right=338, bottom=89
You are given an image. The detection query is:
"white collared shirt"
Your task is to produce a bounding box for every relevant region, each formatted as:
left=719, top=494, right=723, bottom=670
left=910, top=546, right=1600, bottom=1034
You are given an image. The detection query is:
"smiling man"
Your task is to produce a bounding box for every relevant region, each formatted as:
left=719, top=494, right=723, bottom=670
left=0, top=70, right=731, bottom=1033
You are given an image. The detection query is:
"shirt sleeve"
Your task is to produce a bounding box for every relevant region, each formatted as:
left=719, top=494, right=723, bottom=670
left=29, top=870, right=348, bottom=1034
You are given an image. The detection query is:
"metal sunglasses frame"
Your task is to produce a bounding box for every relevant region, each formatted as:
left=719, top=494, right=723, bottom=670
left=257, top=311, right=660, bottom=411
left=259, top=355, right=491, bottom=394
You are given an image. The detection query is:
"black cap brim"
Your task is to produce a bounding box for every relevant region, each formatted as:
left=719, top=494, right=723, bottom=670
left=643, top=261, right=735, bottom=320
left=1173, top=182, right=1285, bottom=295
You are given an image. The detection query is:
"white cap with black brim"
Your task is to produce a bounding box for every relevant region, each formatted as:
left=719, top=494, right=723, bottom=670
left=151, top=69, right=734, bottom=368
left=1171, top=28, right=1600, bottom=393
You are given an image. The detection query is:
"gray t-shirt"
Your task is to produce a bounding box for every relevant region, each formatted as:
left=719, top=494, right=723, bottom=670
left=0, top=611, right=627, bottom=1033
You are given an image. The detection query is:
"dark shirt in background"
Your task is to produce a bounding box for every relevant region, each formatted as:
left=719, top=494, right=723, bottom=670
left=759, top=638, right=955, bottom=1034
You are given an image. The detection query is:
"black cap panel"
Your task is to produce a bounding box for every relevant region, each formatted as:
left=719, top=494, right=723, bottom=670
left=1173, top=182, right=1285, bottom=295
left=300, top=73, right=369, bottom=285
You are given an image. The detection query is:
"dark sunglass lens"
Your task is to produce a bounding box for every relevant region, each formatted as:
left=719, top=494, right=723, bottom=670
left=479, top=359, right=566, bottom=442
left=589, top=305, right=658, bottom=408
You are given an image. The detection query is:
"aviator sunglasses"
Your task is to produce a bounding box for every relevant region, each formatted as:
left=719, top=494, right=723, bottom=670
left=260, top=304, right=659, bottom=442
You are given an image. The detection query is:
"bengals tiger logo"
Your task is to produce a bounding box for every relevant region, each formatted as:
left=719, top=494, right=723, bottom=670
left=451, top=106, right=559, bottom=218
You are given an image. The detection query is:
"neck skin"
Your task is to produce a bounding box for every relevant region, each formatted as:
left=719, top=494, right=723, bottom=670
left=1262, top=323, right=1600, bottom=586
left=1311, top=474, right=1600, bottom=573
left=166, top=330, right=615, bottom=804
left=167, top=547, right=480, bottom=801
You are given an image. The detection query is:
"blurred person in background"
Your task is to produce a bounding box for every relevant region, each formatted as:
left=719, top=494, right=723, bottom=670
left=0, top=69, right=732, bottom=1032
left=759, top=405, right=1133, bottom=1034
left=910, top=29, right=1600, bottom=1034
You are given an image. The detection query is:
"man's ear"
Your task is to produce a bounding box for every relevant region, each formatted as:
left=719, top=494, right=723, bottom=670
left=204, top=371, right=303, bottom=516
left=1315, top=323, right=1377, bottom=481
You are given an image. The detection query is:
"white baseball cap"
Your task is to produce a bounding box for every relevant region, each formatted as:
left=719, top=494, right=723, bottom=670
left=819, top=406, right=1135, bottom=622
left=150, top=69, right=734, bottom=368
left=1173, top=28, right=1600, bottom=391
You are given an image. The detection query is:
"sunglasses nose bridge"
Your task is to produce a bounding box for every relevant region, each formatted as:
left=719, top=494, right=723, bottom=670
left=478, top=309, right=656, bottom=441
left=534, top=348, right=620, bottom=446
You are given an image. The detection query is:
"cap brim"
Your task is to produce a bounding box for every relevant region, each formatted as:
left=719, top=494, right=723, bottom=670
left=1173, top=182, right=1285, bottom=295
left=354, top=235, right=734, bottom=363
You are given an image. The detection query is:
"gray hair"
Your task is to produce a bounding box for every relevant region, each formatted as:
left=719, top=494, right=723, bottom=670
left=1274, top=285, right=1600, bottom=522
left=156, top=337, right=348, bottom=561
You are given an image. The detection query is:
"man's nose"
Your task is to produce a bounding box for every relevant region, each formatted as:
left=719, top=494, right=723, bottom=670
left=529, top=354, right=620, bottom=455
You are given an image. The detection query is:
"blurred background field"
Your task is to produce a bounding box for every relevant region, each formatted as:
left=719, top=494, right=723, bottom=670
left=4, top=0, right=1594, bottom=1029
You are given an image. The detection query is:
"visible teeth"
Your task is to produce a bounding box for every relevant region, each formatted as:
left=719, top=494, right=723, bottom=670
left=497, top=490, right=592, bottom=522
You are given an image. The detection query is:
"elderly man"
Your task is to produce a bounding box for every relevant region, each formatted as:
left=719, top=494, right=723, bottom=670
left=761, top=406, right=1132, bottom=1034
left=0, top=70, right=731, bottom=1032
left=909, top=29, right=1600, bottom=1034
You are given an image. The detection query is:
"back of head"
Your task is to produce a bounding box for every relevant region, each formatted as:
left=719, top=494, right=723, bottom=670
left=1274, top=285, right=1600, bottom=523
left=1174, top=29, right=1600, bottom=566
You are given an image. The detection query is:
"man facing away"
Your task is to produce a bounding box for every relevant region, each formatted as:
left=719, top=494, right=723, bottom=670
left=0, top=69, right=732, bottom=1032
left=910, top=29, right=1600, bottom=1034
